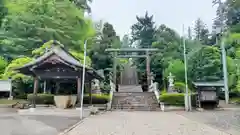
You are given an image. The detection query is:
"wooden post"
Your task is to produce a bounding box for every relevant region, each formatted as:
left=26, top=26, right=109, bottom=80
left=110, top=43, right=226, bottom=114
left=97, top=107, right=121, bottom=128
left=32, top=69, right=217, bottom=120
left=55, top=82, right=60, bottom=94
left=146, top=51, right=151, bottom=89
left=77, top=77, right=81, bottom=102
left=33, top=77, right=39, bottom=108
left=89, top=80, right=92, bottom=106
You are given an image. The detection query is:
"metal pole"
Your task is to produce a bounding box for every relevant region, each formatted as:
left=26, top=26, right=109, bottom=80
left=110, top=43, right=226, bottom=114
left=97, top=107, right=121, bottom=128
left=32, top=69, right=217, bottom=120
left=221, top=36, right=229, bottom=104
left=80, top=39, right=88, bottom=119
left=215, top=0, right=229, bottom=104
left=183, top=25, right=190, bottom=111
left=113, top=52, right=117, bottom=91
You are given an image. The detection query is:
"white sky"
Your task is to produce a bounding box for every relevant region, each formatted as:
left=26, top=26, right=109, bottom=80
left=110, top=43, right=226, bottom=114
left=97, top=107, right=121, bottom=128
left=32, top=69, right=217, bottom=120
left=90, top=0, right=218, bottom=37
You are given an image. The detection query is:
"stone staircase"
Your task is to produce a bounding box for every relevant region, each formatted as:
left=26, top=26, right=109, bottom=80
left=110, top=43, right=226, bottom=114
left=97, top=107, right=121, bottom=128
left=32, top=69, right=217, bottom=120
left=111, top=85, right=159, bottom=111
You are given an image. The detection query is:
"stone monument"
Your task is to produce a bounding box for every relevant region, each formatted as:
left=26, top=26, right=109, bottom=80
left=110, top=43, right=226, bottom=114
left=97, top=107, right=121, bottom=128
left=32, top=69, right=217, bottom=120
left=92, top=79, right=101, bottom=94
left=167, top=72, right=176, bottom=93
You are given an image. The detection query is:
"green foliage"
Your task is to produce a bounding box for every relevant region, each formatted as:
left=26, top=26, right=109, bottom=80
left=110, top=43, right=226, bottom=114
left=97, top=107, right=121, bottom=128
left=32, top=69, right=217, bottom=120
left=2, top=57, right=33, bottom=81
left=89, top=22, right=119, bottom=70
left=174, top=82, right=189, bottom=93
left=70, top=50, right=91, bottom=66
left=230, top=97, right=240, bottom=105
left=160, top=93, right=196, bottom=106
left=189, top=46, right=222, bottom=81
left=1, top=0, right=94, bottom=59
left=227, top=56, right=237, bottom=88
left=83, top=94, right=109, bottom=104
left=0, top=56, right=8, bottom=77
left=27, top=94, right=54, bottom=105
left=164, top=59, right=185, bottom=82
left=193, top=18, right=209, bottom=45
left=131, top=12, right=156, bottom=74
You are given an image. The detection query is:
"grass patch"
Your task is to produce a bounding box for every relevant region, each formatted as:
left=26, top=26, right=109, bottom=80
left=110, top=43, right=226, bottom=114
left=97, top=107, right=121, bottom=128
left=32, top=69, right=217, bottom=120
left=230, top=97, right=240, bottom=105
left=0, top=99, right=28, bottom=105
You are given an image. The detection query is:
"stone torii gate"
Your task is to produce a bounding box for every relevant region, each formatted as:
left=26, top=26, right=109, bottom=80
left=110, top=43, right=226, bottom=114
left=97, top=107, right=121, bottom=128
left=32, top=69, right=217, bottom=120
left=105, top=48, right=158, bottom=91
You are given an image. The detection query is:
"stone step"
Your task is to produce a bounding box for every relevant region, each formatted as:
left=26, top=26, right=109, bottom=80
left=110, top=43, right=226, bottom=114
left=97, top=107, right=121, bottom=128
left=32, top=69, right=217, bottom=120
left=111, top=91, right=159, bottom=111
left=112, top=104, right=159, bottom=111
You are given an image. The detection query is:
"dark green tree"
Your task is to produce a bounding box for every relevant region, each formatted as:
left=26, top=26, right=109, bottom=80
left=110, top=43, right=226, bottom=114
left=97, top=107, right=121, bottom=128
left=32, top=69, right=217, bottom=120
left=89, top=22, right=119, bottom=70
left=194, top=18, right=210, bottom=45
left=131, top=12, right=156, bottom=49
left=189, top=46, right=222, bottom=81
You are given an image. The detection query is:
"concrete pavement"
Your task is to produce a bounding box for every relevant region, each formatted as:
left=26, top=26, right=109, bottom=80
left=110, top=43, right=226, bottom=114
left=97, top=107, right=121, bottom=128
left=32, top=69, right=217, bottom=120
left=65, top=111, right=230, bottom=135
left=0, top=108, right=90, bottom=135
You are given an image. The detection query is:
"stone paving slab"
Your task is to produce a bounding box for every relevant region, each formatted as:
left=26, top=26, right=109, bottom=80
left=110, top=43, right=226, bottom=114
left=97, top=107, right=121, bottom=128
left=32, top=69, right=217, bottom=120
left=65, top=111, right=229, bottom=135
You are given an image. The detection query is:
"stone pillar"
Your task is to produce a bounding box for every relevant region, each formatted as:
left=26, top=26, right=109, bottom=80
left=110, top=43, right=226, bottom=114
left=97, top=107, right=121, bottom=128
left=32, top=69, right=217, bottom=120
left=146, top=51, right=151, bottom=89
left=32, top=77, right=39, bottom=108
left=43, top=80, right=47, bottom=93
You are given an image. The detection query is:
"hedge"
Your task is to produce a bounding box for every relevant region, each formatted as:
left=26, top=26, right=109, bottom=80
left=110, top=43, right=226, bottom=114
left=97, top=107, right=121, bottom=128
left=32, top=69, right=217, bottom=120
left=27, top=94, right=54, bottom=105
left=27, top=94, right=110, bottom=105
left=230, top=97, right=240, bottom=105
left=83, top=94, right=109, bottom=104
left=159, top=93, right=196, bottom=107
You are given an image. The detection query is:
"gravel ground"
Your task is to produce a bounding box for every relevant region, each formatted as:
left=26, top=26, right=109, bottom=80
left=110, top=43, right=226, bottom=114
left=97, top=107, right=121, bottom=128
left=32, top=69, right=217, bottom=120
left=178, top=110, right=240, bottom=135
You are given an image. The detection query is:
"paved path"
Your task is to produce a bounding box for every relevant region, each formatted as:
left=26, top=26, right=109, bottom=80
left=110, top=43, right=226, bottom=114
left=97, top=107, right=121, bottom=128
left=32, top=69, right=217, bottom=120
left=66, top=111, right=229, bottom=135
left=0, top=108, right=90, bottom=135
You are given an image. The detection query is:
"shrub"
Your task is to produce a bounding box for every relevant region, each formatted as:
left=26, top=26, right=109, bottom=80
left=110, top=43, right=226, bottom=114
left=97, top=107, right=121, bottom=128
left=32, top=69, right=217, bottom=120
left=230, top=97, right=240, bottom=104
left=27, top=94, right=54, bottom=105
left=83, top=94, right=109, bottom=104
left=159, top=93, right=196, bottom=107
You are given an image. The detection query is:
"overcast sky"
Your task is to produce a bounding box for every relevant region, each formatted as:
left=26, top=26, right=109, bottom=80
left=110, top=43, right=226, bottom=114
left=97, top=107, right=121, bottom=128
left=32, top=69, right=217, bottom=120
left=90, top=0, right=218, bottom=37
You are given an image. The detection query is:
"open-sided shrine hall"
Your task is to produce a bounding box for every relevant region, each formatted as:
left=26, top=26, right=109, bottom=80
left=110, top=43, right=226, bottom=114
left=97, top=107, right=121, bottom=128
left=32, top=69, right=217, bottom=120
left=16, top=41, right=103, bottom=108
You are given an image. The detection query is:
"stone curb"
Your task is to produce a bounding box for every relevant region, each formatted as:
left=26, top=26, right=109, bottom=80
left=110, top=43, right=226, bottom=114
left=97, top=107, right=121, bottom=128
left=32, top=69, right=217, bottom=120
left=58, top=120, right=84, bottom=135
left=58, top=111, right=108, bottom=135
left=196, top=107, right=240, bottom=112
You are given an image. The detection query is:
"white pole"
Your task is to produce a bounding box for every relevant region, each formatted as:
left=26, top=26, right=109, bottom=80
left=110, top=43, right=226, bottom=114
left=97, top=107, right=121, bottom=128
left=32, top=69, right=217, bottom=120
left=43, top=81, right=47, bottom=94
left=221, top=36, right=229, bottom=104
left=80, top=39, right=88, bottom=119
left=215, top=0, right=229, bottom=104
left=183, top=25, right=190, bottom=111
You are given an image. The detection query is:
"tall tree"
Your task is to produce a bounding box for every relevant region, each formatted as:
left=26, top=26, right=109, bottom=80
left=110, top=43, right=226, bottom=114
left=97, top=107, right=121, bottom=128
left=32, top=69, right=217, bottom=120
left=89, top=22, right=119, bottom=70
left=131, top=12, right=156, bottom=49
left=194, top=18, right=210, bottom=45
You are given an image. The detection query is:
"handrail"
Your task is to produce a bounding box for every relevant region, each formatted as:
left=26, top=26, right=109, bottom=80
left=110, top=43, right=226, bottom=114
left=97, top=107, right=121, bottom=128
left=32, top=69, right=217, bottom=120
left=107, top=79, right=115, bottom=110
left=153, top=82, right=160, bottom=103
left=148, top=80, right=160, bottom=104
